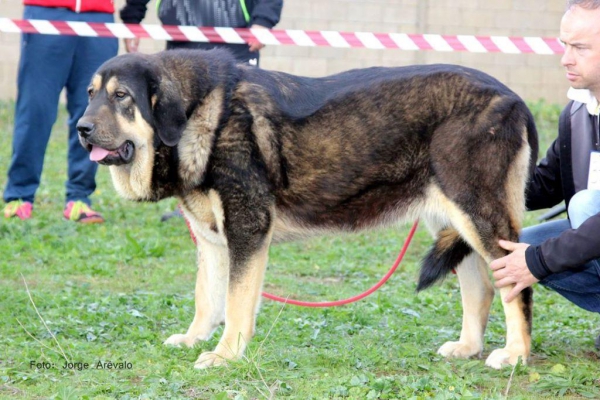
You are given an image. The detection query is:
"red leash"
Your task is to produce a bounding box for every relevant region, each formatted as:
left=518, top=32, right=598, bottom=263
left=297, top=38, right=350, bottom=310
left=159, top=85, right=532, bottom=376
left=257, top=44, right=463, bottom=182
left=184, top=213, right=419, bottom=307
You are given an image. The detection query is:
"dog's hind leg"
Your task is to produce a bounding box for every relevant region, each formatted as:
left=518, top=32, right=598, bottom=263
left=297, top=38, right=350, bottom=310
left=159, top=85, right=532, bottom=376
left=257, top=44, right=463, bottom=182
left=429, top=112, right=534, bottom=367
left=444, top=206, right=532, bottom=368
left=485, top=286, right=532, bottom=368
left=164, top=229, right=229, bottom=348
left=438, top=253, right=494, bottom=359
left=440, top=193, right=532, bottom=368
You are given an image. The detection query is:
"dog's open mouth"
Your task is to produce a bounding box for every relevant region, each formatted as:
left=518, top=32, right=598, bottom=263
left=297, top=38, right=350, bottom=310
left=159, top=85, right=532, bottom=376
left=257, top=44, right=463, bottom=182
left=89, top=141, right=135, bottom=166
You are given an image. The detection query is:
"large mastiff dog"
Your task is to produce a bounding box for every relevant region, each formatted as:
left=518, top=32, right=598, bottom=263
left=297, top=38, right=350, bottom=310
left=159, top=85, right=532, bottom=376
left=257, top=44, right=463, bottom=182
left=77, top=50, right=538, bottom=369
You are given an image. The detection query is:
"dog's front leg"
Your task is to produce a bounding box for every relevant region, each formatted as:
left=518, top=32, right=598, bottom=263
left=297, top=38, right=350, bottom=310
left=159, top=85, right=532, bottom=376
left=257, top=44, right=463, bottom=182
left=164, top=233, right=229, bottom=347
left=192, top=187, right=274, bottom=369
left=194, top=232, right=272, bottom=369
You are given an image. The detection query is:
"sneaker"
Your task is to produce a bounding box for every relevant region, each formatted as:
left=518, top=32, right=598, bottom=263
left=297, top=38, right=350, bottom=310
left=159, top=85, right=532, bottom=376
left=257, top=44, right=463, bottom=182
left=63, top=200, right=104, bottom=224
left=4, top=200, right=33, bottom=220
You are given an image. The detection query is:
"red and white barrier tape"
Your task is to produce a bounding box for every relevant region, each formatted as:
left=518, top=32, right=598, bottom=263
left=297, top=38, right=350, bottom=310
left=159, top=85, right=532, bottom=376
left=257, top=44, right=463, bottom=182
left=0, top=18, right=565, bottom=55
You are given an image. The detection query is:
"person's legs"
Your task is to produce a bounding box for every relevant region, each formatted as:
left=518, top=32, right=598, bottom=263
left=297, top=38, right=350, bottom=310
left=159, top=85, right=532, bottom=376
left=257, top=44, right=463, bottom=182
left=520, top=218, right=571, bottom=247
left=538, top=261, right=600, bottom=312
left=567, top=189, right=600, bottom=228
left=64, top=11, right=118, bottom=205
left=3, top=6, right=75, bottom=205
left=520, top=193, right=600, bottom=313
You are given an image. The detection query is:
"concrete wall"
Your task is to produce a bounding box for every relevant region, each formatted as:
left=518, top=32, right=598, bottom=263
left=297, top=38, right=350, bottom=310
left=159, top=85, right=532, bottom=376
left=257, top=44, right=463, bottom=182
left=0, top=0, right=569, bottom=104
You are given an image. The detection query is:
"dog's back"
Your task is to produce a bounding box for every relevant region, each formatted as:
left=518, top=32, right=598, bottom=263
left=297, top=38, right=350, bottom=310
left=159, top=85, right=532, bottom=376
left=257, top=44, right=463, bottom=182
left=236, top=65, right=538, bottom=251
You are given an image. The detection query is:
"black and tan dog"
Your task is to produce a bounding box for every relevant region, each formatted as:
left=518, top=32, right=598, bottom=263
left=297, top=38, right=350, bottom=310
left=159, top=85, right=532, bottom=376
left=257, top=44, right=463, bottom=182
left=77, top=49, right=538, bottom=369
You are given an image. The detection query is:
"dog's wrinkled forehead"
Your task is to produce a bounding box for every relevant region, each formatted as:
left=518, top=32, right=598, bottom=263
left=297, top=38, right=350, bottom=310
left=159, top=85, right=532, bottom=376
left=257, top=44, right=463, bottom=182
left=91, top=74, right=103, bottom=93
left=93, top=54, right=159, bottom=94
left=90, top=74, right=120, bottom=94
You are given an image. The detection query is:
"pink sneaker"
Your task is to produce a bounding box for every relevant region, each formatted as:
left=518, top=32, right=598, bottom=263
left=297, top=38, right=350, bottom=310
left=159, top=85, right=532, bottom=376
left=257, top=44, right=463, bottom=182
left=4, top=200, right=33, bottom=220
left=63, top=201, right=104, bottom=224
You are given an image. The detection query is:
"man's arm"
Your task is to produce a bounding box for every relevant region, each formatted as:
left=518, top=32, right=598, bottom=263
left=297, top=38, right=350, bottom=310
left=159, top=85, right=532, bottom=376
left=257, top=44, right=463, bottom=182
left=492, top=213, right=600, bottom=301
left=119, top=0, right=152, bottom=53
left=247, top=0, right=283, bottom=52
left=527, top=213, right=600, bottom=278
left=250, top=0, right=283, bottom=29
left=526, top=138, right=564, bottom=211
left=526, top=102, right=575, bottom=211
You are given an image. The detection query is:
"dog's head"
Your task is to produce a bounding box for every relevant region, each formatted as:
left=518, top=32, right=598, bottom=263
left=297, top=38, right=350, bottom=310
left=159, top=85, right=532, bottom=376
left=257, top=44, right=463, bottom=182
left=78, top=53, right=187, bottom=165
left=77, top=53, right=189, bottom=200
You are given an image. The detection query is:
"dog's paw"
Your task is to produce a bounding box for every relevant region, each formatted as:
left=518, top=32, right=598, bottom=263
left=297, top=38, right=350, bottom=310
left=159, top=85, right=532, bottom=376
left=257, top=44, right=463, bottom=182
left=164, top=333, right=197, bottom=348
left=485, top=348, right=527, bottom=369
left=437, top=341, right=482, bottom=359
left=194, top=351, right=228, bottom=369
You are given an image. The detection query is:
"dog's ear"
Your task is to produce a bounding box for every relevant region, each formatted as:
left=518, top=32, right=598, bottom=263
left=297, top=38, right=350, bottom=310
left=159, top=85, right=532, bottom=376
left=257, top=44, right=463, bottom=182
left=152, top=81, right=187, bottom=147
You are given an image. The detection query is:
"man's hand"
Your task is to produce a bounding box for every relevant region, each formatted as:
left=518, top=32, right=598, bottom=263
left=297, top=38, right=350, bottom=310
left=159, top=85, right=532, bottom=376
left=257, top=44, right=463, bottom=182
left=124, top=38, right=140, bottom=53
left=248, top=24, right=267, bottom=52
left=489, top=240, right=539, bottom=303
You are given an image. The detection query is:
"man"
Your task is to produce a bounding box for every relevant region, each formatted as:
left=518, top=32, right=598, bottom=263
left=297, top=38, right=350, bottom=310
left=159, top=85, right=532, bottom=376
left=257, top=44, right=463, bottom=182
left=490, top=0, right=600, bottom=345
left=3, top=0, right=118, bottom=223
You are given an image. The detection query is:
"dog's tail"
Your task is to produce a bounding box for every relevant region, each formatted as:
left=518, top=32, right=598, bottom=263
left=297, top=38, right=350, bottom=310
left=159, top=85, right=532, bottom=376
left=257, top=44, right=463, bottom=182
left=416, top=228, right=473, bottom=291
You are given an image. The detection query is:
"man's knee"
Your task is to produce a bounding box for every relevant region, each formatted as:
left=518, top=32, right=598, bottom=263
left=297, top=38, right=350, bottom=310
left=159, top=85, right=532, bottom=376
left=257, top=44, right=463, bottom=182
left=568, top=190, right=600, bottom=228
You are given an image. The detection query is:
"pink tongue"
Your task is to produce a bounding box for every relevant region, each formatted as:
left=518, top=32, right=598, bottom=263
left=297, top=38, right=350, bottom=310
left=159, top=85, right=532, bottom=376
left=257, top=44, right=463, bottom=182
left=90, top=146, right=111, bottom=162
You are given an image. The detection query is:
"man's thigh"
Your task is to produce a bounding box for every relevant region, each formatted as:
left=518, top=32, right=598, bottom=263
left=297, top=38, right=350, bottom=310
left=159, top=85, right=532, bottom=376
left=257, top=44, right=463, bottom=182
left=520, top=219, right=570, bottom=245
left=540, top=260, right=600, bottom=312
left=521, top=218, right=600, bottom=312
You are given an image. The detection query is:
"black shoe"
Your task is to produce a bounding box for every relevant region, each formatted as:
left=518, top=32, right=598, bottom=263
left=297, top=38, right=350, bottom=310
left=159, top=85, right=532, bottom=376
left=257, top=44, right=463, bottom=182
left=161, top=208, right=183, bottom=222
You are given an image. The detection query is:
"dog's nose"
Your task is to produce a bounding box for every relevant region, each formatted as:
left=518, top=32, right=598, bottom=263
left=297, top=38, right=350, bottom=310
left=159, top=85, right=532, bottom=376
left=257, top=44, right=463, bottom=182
left=77, top=120, right=95, bottom=138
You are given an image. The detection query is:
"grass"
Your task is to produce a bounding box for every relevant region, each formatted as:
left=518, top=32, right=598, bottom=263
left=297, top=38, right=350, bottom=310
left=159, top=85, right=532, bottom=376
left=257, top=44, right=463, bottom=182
left=0, top=99, right=599, bottom=399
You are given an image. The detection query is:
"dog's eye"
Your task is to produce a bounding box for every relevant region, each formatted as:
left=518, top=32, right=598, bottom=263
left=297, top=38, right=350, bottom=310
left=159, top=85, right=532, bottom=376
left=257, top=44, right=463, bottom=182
left=87, top=88, right=94, bottom=97
left=115, top=91, right=128, bottom=99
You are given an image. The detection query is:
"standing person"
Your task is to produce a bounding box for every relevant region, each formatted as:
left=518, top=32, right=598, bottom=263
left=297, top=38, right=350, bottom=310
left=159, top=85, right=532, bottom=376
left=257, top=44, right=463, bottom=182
left=490, top=0, right=600, bottom=345
left=119, top=0, right=283, bottom=66
left=3, top=1, right=118, bottom=223
left=119, top=0, right=283, bottom=220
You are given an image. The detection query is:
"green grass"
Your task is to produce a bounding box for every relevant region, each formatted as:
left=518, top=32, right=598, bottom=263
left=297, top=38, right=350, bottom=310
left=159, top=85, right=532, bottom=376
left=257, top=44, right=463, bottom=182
left=0, top=100, right=599, bottom=399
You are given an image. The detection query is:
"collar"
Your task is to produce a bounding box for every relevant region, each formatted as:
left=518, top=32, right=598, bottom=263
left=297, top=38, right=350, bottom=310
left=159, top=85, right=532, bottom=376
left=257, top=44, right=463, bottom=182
left=567, top=88, right=600, bottom=116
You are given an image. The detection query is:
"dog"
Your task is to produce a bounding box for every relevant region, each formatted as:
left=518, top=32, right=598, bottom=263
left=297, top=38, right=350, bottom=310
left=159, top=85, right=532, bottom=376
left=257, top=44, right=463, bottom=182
left=77, top=49, right=538, bottom=369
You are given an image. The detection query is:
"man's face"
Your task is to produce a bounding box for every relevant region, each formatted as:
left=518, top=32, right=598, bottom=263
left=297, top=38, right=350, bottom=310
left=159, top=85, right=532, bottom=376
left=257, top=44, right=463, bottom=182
left=560, top=6, right=600, bottom=97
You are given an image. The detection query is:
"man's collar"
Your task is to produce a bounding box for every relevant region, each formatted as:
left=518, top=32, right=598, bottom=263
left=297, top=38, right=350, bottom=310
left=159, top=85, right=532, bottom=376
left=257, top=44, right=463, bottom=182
left=567, top=87, right=600, bottom=115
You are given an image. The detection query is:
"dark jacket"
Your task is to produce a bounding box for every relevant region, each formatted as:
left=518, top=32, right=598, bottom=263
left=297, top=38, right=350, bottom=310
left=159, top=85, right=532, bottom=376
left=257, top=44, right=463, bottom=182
left=120, top=0, right=282, bottom=29
left=525, top=100, right=600, bottom=279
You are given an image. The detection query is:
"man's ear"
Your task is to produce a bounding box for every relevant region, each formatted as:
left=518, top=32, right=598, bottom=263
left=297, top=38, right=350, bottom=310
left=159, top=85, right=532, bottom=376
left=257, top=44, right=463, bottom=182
left=152, top=81, right=187, bottom=147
